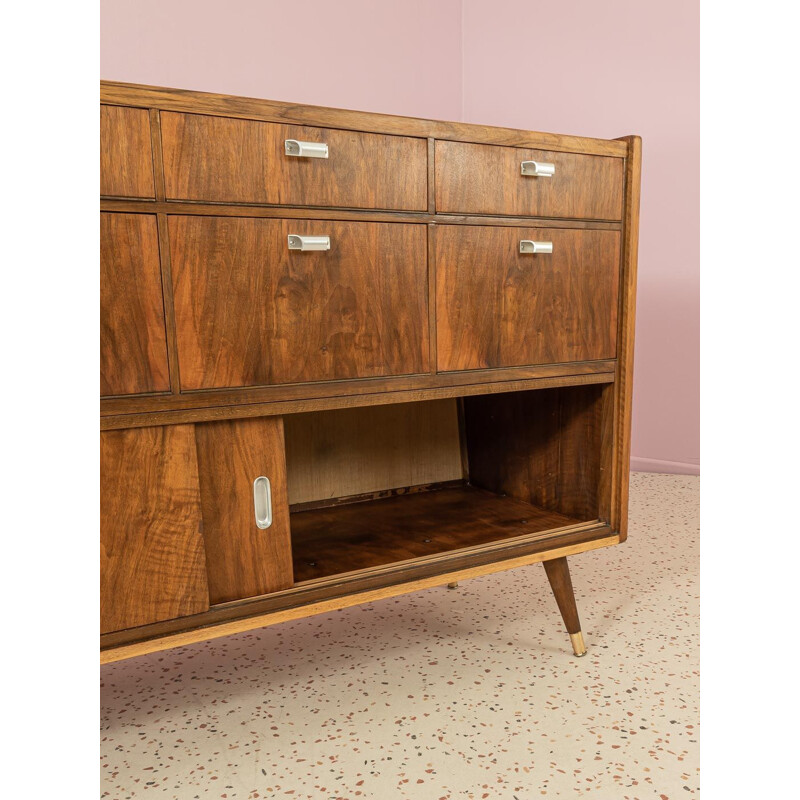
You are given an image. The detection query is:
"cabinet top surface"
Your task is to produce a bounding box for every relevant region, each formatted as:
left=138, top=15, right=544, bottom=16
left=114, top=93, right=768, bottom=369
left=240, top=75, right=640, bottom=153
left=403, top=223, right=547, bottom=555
left=100, top=80, right=634, bottom=158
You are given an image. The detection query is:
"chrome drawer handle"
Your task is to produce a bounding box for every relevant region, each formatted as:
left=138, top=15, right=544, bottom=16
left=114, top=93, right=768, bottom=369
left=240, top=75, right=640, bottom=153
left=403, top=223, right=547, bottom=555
left=288, top=235, right=330, bottom=251
left=521, top=160, right=555, bottom=177
left=520, top=240, right=553, bottom=254
left=253, top=476, right=273, bottom=530
left=285, top=139, right=329, bottom=158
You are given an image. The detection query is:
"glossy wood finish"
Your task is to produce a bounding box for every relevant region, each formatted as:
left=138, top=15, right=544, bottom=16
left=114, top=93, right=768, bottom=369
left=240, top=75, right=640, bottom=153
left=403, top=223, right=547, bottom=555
left=103, top=81, right=628, bottom=158
left=100, top=425, right=209, bottom=633
left=542, top=557, right=583, bottom=635
left=612, top=135, right=642, bottom=542
left=435, top=225, right=620, bottom=372
left=194, top=417, right=293, bottom=604
left=291, top=485, right=580, bottom=583
left=435, top=141, right=623, bottom=220
left=284, top=401, right=462, bottom=506
left=101, top=533, right=618, bottom=663
left=161, top=112, right=427, bottom=211
left=463, top=385, right=609, bottom=522
left=100, top=213, right=170, bottom=396
left=100, top=105, right=155, bottom=198
left=169, top=216, right=429, bottom=390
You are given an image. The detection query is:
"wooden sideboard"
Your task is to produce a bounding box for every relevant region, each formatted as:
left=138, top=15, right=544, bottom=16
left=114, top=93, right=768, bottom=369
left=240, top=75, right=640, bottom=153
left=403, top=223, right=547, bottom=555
left=100, top=81, right=640, bottom=664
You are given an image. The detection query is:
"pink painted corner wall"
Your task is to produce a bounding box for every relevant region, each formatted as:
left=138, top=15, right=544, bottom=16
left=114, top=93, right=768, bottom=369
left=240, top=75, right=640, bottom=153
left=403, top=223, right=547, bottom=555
left=461, top=0, right=699, bottom=475
left=101, top=0, right=699, bottom=474
left=100, top=0, right=463, bottom=120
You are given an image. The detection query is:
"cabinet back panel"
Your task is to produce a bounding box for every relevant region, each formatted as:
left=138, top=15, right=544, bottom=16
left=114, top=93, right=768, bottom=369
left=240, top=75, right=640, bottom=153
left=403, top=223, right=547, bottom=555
left=284, top=400, right=463, bottom=506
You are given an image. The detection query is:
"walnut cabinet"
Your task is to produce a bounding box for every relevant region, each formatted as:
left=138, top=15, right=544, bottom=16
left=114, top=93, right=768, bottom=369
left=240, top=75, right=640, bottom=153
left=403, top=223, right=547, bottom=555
left=100, top=82, right=640, bottom=663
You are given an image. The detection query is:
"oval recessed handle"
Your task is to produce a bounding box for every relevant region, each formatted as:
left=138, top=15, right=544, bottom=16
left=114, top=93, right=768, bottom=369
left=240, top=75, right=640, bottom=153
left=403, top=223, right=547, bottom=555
left=288, top=235, right=331, bottom=251
left=253, top=476, right=273, bottom=530
left=285, top=139, right=329, bottom=158
left=520, top=240, right=553, bottom=254
left=521, top=160, right=555, bottom=177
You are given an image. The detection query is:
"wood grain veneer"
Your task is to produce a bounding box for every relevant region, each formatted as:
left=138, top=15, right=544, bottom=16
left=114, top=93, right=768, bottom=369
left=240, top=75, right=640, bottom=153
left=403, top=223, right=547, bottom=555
left=169, top=216, right=429, bottom=390
left=161, top=112, right=428, bottom=210
left=434, top=225, right=620, bottom=371
left=100, top=425, right=209, bottom=633
left=100, top=213, right=170, bottom=396
left=435, top=140, right=624, bottom=220
left=100, top=105, right=155, bottom=198
left=194, top=417, right=293, bottom=604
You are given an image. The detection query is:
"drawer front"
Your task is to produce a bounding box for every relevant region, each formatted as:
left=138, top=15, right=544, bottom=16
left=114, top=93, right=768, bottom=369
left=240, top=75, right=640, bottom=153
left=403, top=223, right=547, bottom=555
left=100, top=105, right=155, bottom=198
left=100, top=213, right=170, bottom=396
left=435, top=225, right=620, bottom=371
left=100, top=425, right=210, bottom=633
left=435, top=141, right=623, bottom=220
left=161, top=112, right=428, bottom=211
left=170, top=216, right=429, bottom=389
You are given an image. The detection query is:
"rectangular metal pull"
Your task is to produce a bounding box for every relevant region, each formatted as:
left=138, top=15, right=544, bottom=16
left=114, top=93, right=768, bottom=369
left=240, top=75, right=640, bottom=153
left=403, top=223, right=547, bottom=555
left=521, top=160, right=555, bottom=177
left=288, top=235, right=330, bottom=251
left=285, top=139, right=329, bottom=158
left=520, top=240, right=553, bottom=254
left=253, top=476, right=273, bottom=530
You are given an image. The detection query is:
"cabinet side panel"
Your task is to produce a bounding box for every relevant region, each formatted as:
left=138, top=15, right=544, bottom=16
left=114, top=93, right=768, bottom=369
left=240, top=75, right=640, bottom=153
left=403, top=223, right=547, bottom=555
left=195, top=417, right=294, bottom=604
left=100, top=425, right=209, bottom=633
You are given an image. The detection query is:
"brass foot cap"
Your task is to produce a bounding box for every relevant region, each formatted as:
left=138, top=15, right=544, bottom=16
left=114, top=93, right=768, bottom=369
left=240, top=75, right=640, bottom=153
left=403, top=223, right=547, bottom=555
left=570, top=632, right=587, bottom=657
left=447, top=582, right=459, bottom=589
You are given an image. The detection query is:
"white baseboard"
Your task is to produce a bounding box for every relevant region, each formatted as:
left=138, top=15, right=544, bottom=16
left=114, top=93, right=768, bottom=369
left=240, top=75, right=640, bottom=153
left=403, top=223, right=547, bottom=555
left=630, top=456, right=699, bottom=476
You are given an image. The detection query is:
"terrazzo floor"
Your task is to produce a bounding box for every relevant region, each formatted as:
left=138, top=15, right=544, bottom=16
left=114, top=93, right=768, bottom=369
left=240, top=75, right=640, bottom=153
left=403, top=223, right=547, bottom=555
left=101, top=472, right=699, bottom=799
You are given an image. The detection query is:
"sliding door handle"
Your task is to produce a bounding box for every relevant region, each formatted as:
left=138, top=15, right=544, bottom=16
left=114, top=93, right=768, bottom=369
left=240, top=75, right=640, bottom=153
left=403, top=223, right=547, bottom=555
left=288, top=235, right=331, bottom=251
left=253, top=476, right=273, bottom=530
left=520, top=240, right=553, bottom=254
left=284, top=139, right=329, bottom=158
left=521, top=160, right=555, bottom=177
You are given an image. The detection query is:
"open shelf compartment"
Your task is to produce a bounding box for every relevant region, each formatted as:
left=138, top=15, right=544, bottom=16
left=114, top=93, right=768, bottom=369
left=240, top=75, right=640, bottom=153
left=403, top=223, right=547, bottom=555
left=284, top=384, right=613, bottom=585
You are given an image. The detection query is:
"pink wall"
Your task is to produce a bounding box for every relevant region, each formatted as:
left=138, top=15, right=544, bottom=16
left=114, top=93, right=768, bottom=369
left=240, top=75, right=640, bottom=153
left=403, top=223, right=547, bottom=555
left=101, top=0, right=699, bottom=474
left=461, top=0, right=700, bottom=475
left=100, top=0, right=463, bottom=120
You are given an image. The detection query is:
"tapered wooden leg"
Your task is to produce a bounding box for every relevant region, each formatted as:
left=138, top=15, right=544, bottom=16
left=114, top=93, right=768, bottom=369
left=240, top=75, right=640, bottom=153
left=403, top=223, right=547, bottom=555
left=447, top=582, right=459, bottom=589
left=542, top=557, right=587, bottom=656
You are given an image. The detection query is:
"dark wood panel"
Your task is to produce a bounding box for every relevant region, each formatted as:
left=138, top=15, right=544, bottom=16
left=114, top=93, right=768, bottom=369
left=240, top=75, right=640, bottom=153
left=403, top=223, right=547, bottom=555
left=100, top=425, right=209, bottom=633
left=101, top=81, right=629, bottom=157
left=100, top=372, right=616, bottom=431
left=195, top=417, right=293, bottom=604
left=161, top=112, right=427, bottom=210
left=291, top=485, right=580, bottom=583
left=463, top=385, right=607, bottom=522
left=100, top=105, right=155, bottom=198
left=435, top=225, right=620, bottom=371
left=169, top=216, right=429, bottom=390
left=100, top=213, right=170, bottom=396
left=435, top=141, right=623, bottom=220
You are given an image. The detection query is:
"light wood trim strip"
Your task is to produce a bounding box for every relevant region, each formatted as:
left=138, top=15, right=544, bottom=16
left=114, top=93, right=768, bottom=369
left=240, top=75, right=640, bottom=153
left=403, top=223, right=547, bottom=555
left=101, top=534, right=619, bottom=663
left=100, top=81, right=628, bottom=158
left=612, top=136, right=642, bottom=540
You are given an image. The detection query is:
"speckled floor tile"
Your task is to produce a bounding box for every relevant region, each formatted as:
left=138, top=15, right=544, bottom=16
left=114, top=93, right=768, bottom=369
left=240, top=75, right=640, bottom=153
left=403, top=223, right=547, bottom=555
left=101, top=472, right=699, bottom=799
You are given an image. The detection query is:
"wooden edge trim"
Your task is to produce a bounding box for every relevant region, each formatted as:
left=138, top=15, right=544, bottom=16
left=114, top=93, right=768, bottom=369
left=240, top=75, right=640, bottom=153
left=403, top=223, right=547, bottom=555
left=100, top=81, right=628, bottom=158
left=100, top=371, right=615, bottom=430
left=98, top=199, right=623, bottom=230
left=612, top=135, right=642, bottom=541
left=101, top=534, right=620, bottom=664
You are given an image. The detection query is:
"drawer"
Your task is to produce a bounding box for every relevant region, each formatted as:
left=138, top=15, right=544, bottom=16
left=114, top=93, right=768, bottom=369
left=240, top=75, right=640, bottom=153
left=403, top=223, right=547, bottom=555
left=161, top=112, right=428, bottom=211
left=100, top=213, right=170, bottom=396
left=434, top=225, right=620, bottom=371
left=100, top=105, right=155, bottom=198
left=435, top=141, right=623, bottom=220
left=169, top=216, right=429, bottom=389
